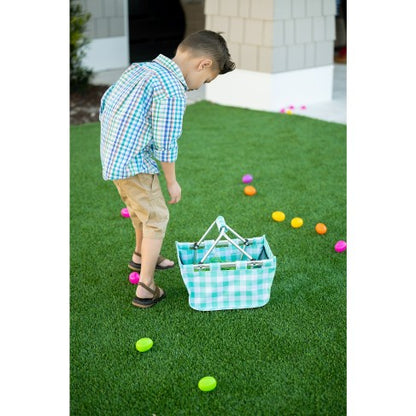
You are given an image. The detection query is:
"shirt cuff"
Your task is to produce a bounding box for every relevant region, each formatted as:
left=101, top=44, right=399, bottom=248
left=153, top=143, right=178, bottom=162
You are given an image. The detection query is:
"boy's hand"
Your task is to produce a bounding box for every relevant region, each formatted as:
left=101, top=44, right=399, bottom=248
left=167, top=180, right=181, bottom=204
left=160, top=162, right=180, bottom=203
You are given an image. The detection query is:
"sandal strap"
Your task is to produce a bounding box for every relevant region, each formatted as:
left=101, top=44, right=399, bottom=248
left=137, top=282, right=161, bottom=299
left=137, top=282, right=156, bottom=296
left=157, top=255, right=166, bottom=264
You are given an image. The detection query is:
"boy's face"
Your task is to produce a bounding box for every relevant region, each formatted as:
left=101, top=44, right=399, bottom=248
left=185, top=58, right=219, bottom=91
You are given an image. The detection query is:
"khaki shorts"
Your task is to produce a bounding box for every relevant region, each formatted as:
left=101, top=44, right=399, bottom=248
left=113, top=174, right=169, bottom=239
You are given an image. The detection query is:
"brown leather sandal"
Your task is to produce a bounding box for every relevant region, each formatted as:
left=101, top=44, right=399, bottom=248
left=132, top=282, right=166, bottom=308
left=128, top=251, right=175, bottom=271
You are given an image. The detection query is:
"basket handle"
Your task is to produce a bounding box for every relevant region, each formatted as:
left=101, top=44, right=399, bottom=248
left=195, top=216, right=248, bottom=247
left=215, top=216, right=227, bottom=232
left=193, top=216, right=253, bottom=264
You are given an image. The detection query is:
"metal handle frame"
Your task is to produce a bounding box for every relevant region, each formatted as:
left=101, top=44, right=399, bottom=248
left=192, top=216, right=253, bottom=264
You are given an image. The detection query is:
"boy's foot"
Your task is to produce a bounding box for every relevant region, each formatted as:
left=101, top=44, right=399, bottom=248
left=132, top=282, right=166, bottom=308
left=128, top=251, right=175, bottom=271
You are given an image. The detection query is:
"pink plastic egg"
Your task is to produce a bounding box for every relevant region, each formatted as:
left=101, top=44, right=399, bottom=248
left=129, top=272, right=140, bottom=284
left=121, top=207, right=130, bottom=218
left=334, top=240, right=347, bottom=253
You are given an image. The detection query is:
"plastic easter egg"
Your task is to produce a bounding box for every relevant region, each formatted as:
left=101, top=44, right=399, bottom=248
left=244, top=185, right=257, bottom=196
left=286, top=109, right=293, bottom=115
left=315, top=223, right=327, bottom=235
left=272, top=211, right=285, bottom=222
left=291, top=217, right=303, bottom=228
left=198, top=376, right=217, bottom=392
left=135, top=338, right=153, bottom=352
left=121, top=207, right=130, bottom=218
left=129, top=272, right=140, bottom=284
left=334, top=240, right=347, bottom=253
left=242, top=174, right=253, bottom=184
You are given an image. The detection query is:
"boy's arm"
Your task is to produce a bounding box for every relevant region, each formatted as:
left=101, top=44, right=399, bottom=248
left=160, top=161, right=181, bottom=204
left=151, top=95, right=185, bottom=205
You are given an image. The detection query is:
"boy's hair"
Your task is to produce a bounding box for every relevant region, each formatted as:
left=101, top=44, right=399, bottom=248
left=177, top=30, right=236, bottom=74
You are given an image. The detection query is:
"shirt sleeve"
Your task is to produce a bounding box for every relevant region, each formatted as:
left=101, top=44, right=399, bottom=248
left=151, top=95, right=186, bottom=163
left=99, top=84, right=115, bottom=120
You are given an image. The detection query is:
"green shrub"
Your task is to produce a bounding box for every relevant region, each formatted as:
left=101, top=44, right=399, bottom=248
left=70, top=0, right=92, bottom=90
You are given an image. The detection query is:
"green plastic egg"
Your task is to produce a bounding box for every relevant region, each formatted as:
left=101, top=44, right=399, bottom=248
left=198, top=376, right=217, bottom=392
left=135, top=338, right=153, bottom=352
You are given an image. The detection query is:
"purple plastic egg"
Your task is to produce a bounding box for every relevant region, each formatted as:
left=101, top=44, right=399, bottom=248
left=242, top=174, right=253, bottom=184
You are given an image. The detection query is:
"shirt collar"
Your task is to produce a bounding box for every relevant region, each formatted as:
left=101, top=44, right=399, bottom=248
left=153, top=54, right=188, bottom=90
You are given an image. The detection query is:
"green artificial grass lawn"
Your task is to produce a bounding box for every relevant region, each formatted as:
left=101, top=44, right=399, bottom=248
left=70, top=101, right=346, bottom=415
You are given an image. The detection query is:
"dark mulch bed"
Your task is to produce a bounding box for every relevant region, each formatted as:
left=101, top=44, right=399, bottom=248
left=70, top=85, right=109, bottom=125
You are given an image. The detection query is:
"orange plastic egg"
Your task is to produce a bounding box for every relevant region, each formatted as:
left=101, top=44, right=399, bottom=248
left=244, top=185, right=257, bottom=196
left=315, top=223, right=327, bottom=235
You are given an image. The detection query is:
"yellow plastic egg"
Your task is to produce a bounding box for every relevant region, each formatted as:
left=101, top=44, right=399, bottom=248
left=272, top=211, right=285, bottom=222
left=291, top=217, right=303, bottom=228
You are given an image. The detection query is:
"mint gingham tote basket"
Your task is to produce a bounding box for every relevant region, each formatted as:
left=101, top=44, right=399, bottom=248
left=176, top=216, right=277, bottom=311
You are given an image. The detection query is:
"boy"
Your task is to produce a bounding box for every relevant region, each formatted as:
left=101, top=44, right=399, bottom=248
left=99, top=30, right=235, bottom=308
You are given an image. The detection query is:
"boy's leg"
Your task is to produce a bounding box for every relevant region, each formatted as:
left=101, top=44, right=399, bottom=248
left=131, top=224, right=174, bottom=268
left=114, top=175, right=174, bottom=268
left=135, top=237, right=165, bottom=299
left=132, top=226, right=143, bottom=262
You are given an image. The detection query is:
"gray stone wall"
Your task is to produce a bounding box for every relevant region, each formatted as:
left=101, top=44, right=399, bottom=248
left=205, top=0, right=336, bottom=73
left=76, top=0, right=126, bottom=39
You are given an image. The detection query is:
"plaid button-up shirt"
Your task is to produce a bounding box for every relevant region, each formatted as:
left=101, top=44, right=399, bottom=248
left=99, top=55, right=187, bottom=180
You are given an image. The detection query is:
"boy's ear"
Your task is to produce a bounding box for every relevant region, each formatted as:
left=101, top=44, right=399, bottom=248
left=197, top=58, right=213, bottom=71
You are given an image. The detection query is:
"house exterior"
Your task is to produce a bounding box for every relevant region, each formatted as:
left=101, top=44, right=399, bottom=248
left=77, top=0, right=337, bottom=111
left=77, top=0, right=130, bottom=85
